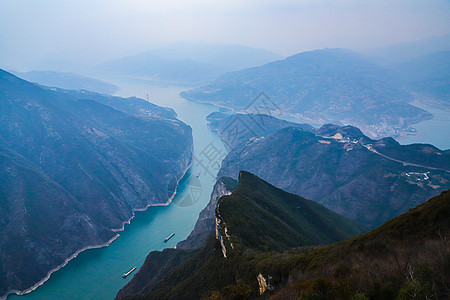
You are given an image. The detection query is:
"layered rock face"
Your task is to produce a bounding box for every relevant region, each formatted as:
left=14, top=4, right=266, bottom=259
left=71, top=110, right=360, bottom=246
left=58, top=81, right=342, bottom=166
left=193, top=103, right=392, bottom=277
left=176, top=177, right=238, bottom=250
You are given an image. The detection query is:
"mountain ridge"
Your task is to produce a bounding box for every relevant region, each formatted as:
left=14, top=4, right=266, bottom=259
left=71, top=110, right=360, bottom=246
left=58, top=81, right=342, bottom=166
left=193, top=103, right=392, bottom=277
left=9, top=70, right=118, bottom=95
left=117, top=171, right=366, bottom=300
left=0, top=69, right=193, bottom=299
left=117, top=175, right=449, bottom=300
left=181, top=48, right=431, bottom=139
left=210, top=114, right=450, bottom=228
left=94, top=43, right=282, bottom=86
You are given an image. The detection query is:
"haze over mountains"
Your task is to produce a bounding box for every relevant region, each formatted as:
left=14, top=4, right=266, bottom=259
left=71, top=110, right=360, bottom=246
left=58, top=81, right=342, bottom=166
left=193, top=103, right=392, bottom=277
left=116, top=112, right=450, bottom=299
left=181, top=48, right=433, bottom=139
left=364, top=34, right=450, bottom=110
left=0, top=69, right=192, bottom=299
left=391, top=50, right=450, bottom=109
left=209, top=113, right=450, bottom=228
left=363, top=34, right=450, bottom=64
left=1, top=0, right=449, bottom=298
left=0, top=35, right=449, bottom=300
left=10, top=70, right=119, bottom=95
left=94, top=43, right=282, bottom=86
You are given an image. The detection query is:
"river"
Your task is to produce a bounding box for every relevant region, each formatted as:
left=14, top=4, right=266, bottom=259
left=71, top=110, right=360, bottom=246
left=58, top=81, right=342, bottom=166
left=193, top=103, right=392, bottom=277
left=9, top=84, right=227, bottom=300
left=10, top=82, right=449, bottom=300
left=397, top=100, right=450, bottom=150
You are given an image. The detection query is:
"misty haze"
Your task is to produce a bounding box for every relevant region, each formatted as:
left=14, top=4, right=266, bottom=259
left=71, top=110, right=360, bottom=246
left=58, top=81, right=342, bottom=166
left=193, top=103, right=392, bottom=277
left=0, top=1, right=449, bottom=300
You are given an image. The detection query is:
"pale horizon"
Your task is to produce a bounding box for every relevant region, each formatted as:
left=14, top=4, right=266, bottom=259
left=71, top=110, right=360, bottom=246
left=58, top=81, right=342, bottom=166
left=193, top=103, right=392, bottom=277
left=1, top=0, right=449, bottom=72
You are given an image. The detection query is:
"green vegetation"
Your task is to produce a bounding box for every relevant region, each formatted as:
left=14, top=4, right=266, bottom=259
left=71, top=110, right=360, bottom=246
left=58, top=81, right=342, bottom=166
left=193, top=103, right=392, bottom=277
left=217, top=172, right=365, bottom=252
left=120, top=175, right=449, bottom=300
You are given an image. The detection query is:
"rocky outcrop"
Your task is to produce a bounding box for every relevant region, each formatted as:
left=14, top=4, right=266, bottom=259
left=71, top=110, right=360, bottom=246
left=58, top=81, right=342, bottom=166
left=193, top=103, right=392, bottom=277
left=117, top=172, right=367, bottom=300
left=257, top=274, right=269, bottom=295
left=176, top=177, right=237, bottom=250
left=119, top=188, right=450, bottom=300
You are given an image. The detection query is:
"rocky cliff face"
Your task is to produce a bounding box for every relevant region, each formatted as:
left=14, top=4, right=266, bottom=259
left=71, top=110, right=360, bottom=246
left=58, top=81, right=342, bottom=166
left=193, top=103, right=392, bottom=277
left=0, top=69, right=193, bottom=299
left=215, top=172, right=365, bottom=253
left=116, top=177, right=237, bottom=299
left=116, top=172, right=366, bottom=300
left=177, top=177, right=238, bottom=250
left=117, top=184, right=449, bottom=300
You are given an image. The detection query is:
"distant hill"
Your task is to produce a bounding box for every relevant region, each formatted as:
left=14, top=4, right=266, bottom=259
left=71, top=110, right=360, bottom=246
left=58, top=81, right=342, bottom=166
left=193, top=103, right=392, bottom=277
left=116, top=172, right=365, bottom=300
left=142, top=42, right=283, bottom=71
left=11, top=70, right=118, bottom=94
left=181, top=48, right=431, bottom=139
left=206, top=112, right=314, bottom=152
left=117, top=176, right=449, bottom=300
left=363, top=34, right=450, bottom=63
left=209, top=114, right=450, bottom=228
left=391, top=51, right=450, bottom=109
left=0, top=69, right=192, bottom=299
left=95, top=43, right=282, bottom=86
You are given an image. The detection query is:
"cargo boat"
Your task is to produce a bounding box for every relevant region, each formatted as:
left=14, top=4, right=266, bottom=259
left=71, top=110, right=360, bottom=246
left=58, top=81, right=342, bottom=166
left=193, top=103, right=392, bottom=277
left=164, top=233, right=175, bottom=242
left=122, top=267, right=136, bottom=278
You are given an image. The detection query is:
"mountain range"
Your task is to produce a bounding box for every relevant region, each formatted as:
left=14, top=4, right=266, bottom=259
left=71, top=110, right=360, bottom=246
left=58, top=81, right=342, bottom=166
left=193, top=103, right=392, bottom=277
left=363, top=34, right=450, bottom=64
left=0, top=69, right=193, bottom=299
left=10, top=70, right=118, bottom=95
left=2, top=38, right=449, bottom=300
left=391, top=50, right=450, bottom=109
left=117, top=172, right=449, bottom=299
left=181, top=48, right=432, bottom=139
left=206, top=112, right=314, bottom=153
left=117, top=171, right=366, bottom=299
left=94, top=43, right=282, bottom=86
left=209, top=113, right=450, bottom=228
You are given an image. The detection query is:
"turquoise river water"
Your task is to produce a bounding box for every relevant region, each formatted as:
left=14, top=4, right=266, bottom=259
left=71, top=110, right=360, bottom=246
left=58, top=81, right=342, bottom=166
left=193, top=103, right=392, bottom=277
left=9, top=84, right=227, bottom=300
left=9, top=82, right=449, bottom=300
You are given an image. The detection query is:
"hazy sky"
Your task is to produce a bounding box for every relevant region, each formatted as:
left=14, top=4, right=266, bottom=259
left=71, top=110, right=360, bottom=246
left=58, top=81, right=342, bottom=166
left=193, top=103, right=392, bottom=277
left=1, top=0, right=449, bottom=71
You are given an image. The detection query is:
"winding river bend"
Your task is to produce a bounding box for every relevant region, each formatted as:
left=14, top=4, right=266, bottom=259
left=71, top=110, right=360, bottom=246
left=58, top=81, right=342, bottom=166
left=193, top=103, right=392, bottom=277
left=9, top=84, right=227, bottom=300
left=9, top=81, right=449, bottom=300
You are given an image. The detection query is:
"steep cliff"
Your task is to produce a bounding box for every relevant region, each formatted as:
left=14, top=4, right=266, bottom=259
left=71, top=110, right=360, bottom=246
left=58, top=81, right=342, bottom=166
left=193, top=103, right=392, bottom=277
left=177, top=177, right=238, bottom=250
left=117, top=172, right=365, bottom=300
left=118, top=183, right=449, bottom=300
left=0, top=69, right=193, bottom=299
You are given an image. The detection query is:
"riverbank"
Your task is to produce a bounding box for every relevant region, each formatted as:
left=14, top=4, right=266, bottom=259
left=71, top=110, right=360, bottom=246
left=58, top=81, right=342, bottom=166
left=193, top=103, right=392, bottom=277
left=2, top=157, right=193, bottom=300
left=397, top=99, right=450, bottom=150
left=8, top=85, right=226, bottom=300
